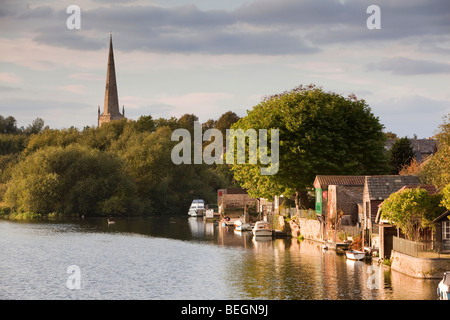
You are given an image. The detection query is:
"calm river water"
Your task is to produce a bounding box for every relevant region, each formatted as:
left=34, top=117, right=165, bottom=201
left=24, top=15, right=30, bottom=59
left=0, top=216, right=440, bottom=300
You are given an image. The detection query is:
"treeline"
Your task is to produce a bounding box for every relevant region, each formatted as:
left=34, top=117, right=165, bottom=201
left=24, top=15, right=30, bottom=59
left=0, top=112, right=240, bottom=218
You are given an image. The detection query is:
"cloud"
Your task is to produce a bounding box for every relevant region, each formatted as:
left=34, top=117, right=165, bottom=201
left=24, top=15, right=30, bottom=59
left=0, top=72, right=22, bottom=84
left=0, top=85, right=21, bottom=92
left=58, top=85, right=88, bottom=94
left=68, top=73, right=103, bottom=81
left=367, top=57, right=450, bottom=75
left=3, top=0, right=449, bottom=55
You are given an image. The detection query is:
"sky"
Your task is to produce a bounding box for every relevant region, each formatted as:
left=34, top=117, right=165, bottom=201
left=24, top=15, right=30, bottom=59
left=0, top=0, right=449, bottom=138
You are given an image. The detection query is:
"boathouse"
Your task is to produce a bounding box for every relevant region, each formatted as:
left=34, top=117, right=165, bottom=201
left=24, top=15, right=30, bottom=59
left=362, top=175, right=421, bottom=249
left=313, top=175, right=365, bottom=240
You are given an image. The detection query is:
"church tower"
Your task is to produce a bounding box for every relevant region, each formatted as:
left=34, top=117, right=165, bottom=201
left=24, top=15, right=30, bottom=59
left=98, top=34, right=125, bottom=127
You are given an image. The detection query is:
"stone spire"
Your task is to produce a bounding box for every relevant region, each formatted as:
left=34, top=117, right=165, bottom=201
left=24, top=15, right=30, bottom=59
left=98, top=34, right=125, bottom=127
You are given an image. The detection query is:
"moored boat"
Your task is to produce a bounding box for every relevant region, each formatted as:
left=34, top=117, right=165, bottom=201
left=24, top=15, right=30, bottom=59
left=437, top=271, right=450, bottom=300
left=188, top=199, right=206, bottom=217
left=252, top=221, right=273, bottom=237
left=234, top=219, right=253, bottom=231
left=345, top=250, right=365, bottom=260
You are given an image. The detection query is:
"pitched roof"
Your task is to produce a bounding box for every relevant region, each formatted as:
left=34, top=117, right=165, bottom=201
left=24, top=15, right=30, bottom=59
left=433, top=210, right=450, bottom=223
left=365, top=175, right=421, bottom=200
left=314, top=175, right=366, bottom=189
left=385, top=139, right=438, bottom=154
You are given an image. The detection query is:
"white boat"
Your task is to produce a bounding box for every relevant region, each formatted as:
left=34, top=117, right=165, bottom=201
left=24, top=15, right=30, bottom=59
left=188, top=199, right=206, bottom=217
left=252, top=221, right=273, bottom=237
left=346, top=250, right=365, bottom=260
left=234, top=219, right=253, bottom=232
left=437, top=271, right=450, bottom=300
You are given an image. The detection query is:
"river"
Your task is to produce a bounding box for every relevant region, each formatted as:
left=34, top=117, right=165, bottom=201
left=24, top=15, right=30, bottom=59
left=0, top=216, right=441, bottom=300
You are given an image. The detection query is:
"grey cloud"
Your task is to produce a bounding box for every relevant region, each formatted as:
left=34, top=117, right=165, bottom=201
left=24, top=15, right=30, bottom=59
left=0, top=85, right=21, bottom=92
left=367, top=57, right=450, bottom=75
left=3, top=0, right=450, bottom=54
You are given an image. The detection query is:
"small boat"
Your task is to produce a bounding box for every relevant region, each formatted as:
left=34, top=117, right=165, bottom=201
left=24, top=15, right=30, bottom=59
left=188, top=199, right=206, bottom=217
left=346, top=250, right=365, bottom=261
left=234, top=219, right=253, bottom=232
left=252, top=221, right=273, bottom=237
left=437, top=271, right=450, bottom=300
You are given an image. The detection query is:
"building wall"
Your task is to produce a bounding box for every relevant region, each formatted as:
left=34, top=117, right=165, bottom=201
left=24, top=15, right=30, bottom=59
left=328, top=185, right=362, bottom=225
left=390, top=251, right=450, bottom=279
left=298, top=218, right=322, bottom=241
left=98, top=113, right=124, bottom=127
left=217, top=188, right=257, bottom=212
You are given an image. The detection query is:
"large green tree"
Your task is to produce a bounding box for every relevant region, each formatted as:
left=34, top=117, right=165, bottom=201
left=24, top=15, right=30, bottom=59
left=389, top=137, right=414, bottom=174
left=230, top=84, right=389, bottom=209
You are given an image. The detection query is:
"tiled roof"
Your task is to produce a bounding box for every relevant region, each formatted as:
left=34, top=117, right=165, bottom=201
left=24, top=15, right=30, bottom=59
left=385, top=139, right=438, bottom=154
left=224, top=188, right=248, bottom=194
left=314, top=175, right=366, bottom=189
left=365, top=175, right=421, bottom=200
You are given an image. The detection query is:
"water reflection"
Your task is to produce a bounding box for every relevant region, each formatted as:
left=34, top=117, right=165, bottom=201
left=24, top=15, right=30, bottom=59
left=0, top=217, right=441, bottom=300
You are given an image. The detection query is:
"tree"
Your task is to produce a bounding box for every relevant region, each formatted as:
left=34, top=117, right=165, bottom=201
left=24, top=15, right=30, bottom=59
left=380, top=187, right=445, bottom=241
left=0, top=115, right=19, bottom=134
left=4, top=144, right=139, bottom=216
left=215, top=111, right=240, bottom=144
left=389, top=137, right=414, bottom=174
left=441, top=184, right=450, bottom=211
left=135, top=115, right=156, bottom=132
left=25, top=117, right=45, bottom=135
left=230, top=84, right=389, bottom=210
left=421, top=114, right=450, bottom=187
left=385, top=131, right=398, bottom=140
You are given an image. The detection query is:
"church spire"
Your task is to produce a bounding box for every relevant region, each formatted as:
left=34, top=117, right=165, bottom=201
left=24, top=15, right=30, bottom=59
left=103, top=33, right=120, bottom=116
left=98, top=34, right=125, bottom=127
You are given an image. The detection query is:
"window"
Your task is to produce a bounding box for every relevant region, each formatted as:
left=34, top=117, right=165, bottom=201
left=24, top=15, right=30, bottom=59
left=443, top=221, right=450, bottom=240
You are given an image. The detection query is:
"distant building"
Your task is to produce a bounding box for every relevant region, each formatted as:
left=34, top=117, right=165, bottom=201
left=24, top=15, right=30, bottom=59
left=98, top=34, right=125, bottom=127
left=217, top=188, right=257, bottom=216
left=385, top=139, right=438, bottom=163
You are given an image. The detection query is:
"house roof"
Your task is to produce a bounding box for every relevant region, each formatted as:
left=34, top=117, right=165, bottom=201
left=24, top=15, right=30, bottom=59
left=365, top=175, right=421, bottom=201
left=385, top=139, right=438, bottom=154
left=433, top=210, right=450, bottom=223
left=313, top=175, right=366, bottom=189
left=223, top=188, right=248, bottom=194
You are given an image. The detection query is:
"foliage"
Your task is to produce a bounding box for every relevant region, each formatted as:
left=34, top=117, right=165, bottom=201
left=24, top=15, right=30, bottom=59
left=0, top=115, right=20, bottom=134
left=230, top=84, right=389, bottom=208
left=0, top=112, right=236, bottom=217
left=4, top=144, right=139, bottom=216
left=380, top=187, right=446, bottom=241
left=399, top=158, right=424, bottom=176
left=0, top=134, right=28, bottom=155
left=441, top=184, right=450, bottom=211
left=389, top=137, right=414, bottom=174
left=420, top=114, right=450, bottom=187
